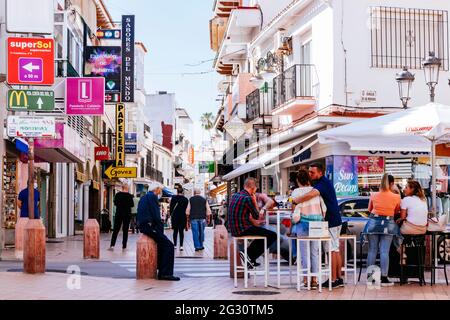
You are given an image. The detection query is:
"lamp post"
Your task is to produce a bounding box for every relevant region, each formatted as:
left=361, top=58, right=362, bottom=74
left=422, top=51, right=441, bottom=103
left=395, top=66, right=415, bottom=109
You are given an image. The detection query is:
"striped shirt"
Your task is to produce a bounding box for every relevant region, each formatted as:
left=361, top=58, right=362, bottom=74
left=292, top=187, right=326, bottom=222
left=227, top=190, right=259, bottom=236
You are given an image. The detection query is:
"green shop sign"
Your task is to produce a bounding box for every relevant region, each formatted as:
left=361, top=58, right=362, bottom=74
left=7, top=89, right=55, bottom=111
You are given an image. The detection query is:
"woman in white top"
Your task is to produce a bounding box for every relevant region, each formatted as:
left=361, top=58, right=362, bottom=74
left=290, top=169, right=326, bottom=289
left=394, top=180, right=428, bottom=260
left=398, top=180, right=428, bottom=234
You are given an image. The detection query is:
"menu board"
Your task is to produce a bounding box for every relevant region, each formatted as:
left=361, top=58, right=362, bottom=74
left=3, top=158, right=18, bottom=229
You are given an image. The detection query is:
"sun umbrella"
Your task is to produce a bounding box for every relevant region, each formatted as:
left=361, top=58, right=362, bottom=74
left=319, top=103, right=450, bottom=216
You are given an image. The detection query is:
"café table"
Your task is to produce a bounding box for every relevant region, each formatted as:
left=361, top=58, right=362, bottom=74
left=266, top=208, right=293, bottom=288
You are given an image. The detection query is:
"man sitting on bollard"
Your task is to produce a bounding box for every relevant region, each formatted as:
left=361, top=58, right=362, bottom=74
left=137, top=181, right=180, bottom=281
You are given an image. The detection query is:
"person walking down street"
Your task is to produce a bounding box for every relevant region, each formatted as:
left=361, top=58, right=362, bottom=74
left=186, top=189, right=212, bottom=251
left=228, top=177, right=277, bottom=269
left=365, top=173, right=401, bottom=286
left=137, top=182, right=179, bottom=281
left=290, top=170, right=327, bottom=289
left=131, top=193, right=141, bottom=234
left=109, top=184, right=134, bottom=251
left=17, top=183, right=40, bottom=219
left=170, top=186, right=189, bottom=251
left=292, top=163, right=344, bottom=289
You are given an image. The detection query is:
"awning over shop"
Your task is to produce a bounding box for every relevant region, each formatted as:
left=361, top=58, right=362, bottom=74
left=264, top=138, right=319, bottom=169
left=223, top=132, right=319, bottom=180
left=209, top=183, right=227, bottom=198
left=222, top=133, right=317, bottom=181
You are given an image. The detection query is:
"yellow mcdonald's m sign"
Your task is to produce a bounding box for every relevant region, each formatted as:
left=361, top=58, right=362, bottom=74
left=8, top=90, right=28, bottom=110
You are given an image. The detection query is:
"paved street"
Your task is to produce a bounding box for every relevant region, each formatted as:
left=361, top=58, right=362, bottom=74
left=1, top=228, right=450, bottom=300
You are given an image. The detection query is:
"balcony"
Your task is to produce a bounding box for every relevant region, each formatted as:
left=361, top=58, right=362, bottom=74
left=246, top=87, right=273, bottom=123
left=145, top=166, right=163, bottom=184
left=272, top=64, right=317, bottom=119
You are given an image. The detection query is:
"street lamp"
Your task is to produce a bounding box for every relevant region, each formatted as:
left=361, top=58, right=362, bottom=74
left=422, top=51, right=441, bottom=102
left=395, top=66, right=415, bottom=109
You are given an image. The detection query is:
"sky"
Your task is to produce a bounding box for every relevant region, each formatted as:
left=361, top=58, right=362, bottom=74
left=104, top=0, right=221, bottom=148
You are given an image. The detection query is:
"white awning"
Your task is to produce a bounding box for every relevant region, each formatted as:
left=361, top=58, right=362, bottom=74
left=222, top=132, right=318, bottom=181
left=264, top=139, right=319, bottom=169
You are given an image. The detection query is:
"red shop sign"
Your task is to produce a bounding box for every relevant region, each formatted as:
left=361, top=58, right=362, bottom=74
left=95, top=146, right=109, bottom=161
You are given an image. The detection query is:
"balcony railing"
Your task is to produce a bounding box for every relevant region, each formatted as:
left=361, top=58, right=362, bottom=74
left=273, top=64, right=315, bottom=109
left=246, top=87, right=274, bottom=122
left=145, top=166, right=164, bottom=184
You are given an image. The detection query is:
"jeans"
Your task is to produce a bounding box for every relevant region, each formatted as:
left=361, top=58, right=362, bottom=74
left=239, top=226, right=277, bottom=262
left=365, top=216, right=398, bottom=277
left=191, top=219, right=206, bottom=249
left=291, top=221, right=319, bottom=273
left=110, top=213, right=131, bottom=248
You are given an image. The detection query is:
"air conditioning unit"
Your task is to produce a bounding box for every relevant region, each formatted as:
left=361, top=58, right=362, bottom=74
left=274, top=30, right=292, bottom=55
left=274, top=30, right=285, bottom=51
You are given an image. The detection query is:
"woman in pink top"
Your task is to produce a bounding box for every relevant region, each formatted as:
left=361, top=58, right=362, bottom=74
left=365, top=174, right=401, bottom=287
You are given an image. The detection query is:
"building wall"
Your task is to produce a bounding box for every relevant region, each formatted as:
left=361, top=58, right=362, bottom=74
left=145, top=92, right=176, bottom=150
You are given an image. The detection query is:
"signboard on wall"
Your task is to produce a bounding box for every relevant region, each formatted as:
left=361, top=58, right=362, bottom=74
left=66, top=77, right=105, bottom=115
left=330, top=156, right=359, bottom=197
left=7, top=37, right=54, bottom=85
left=84, top=46, right=121, bottom=95
left=7, top=116, right=55, bottom=138
left=6, top=0, right=54, bottom=34
left=199, top=161, right=215, bottom=174
left=95, top=146, right=109, bottom=161
left=121, top=15, right=135, bottom=102
left=7, top=89, right=54, bottom=111
left=357, top=156, right=384, bottom=175
left=115, top=103, right=125, bottom=167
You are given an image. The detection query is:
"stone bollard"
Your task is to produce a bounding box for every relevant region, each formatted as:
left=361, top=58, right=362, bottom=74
left=136, top=234, right=158, bottom=279
left=83, top=219, right=100, bottom=259
left=15, top=217, right=29, bottom=260
left=23, top=219, right=46, bottom=274
left=229, top=240, right=244, bottom=278
left=214, top=225, right=228, bottom=259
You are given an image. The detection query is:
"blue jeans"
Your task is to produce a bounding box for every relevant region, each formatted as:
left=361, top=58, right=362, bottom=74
left=365, top=217, right=398, bottom=277
left=291, top=221, right=319, bottom=273
left=191, top=219, right=206, bottom=249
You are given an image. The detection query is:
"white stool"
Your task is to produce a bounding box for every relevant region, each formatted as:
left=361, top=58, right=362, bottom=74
left=339, top=235, right=357, bottom=285
left=293, top=236, right=332, bottom=292
left=233, top=236, right=269, bottom=289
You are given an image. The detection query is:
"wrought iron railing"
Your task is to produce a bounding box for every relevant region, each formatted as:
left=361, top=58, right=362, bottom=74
left=246, top=86, right=274, bottom=121
left=272, top=64, right=315, bottom=109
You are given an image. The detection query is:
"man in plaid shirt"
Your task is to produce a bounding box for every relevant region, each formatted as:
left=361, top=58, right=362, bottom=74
left=228, top=177, right=276, bottom=268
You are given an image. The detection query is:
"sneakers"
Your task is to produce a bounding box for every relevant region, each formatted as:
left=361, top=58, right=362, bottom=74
left=180, top=246, right=184, bottom=251
left=381, top=276, right=394, bottom=286
left=158, top=275, right=181, bottom=281
left=174, top=246, right=177, bottom=250
left=239, top=251, right=255, bottom=270
left=335, top=278, right=345, bottom=288
left=107, top=246, right=114, bottom=251
left=322, top=279, right=343, bottom=289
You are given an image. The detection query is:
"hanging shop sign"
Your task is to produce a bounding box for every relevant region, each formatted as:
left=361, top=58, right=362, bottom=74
left=96, top=29, right=121, bottom=39
left=7, top=116, right=55, bottom=138
left=7, top=37, right=54, bottom=85
left=125, top=144, right=137, bottom=154
left=7, top=89, right=55, bottom=111
left=94, top=146, right=110, bottom=161
left=84, top=46, right=121, bottom=97
left=104, top=165, right=137, bottom=179
left=121, top=15, right=135, bottom=102
left=116, top=103, right=125, bottom=167
left=357, top=156, right=384, bottom=175
left=199, top=161, right=215, bottom=174
left=328, top=155, right=359, bottom=197
left=125, top=133, right=137, bottom=143
left=66, top=77, right=105, bottom=115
